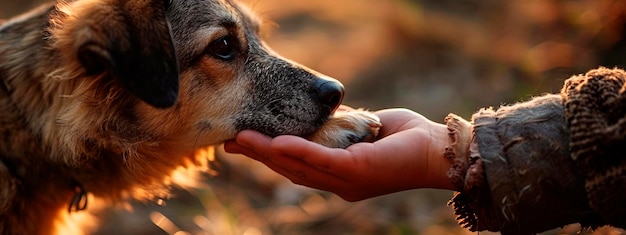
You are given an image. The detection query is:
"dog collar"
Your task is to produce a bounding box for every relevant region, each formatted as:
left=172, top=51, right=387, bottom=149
left=0, top=156, right=88, bottom=213
left=69, top=181, right=88, bottom=213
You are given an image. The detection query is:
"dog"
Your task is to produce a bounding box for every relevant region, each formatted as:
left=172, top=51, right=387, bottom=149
left=0, top=0, right=381, bottom=234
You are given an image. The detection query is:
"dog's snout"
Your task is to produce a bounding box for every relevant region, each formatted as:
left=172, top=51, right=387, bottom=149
left=314, top=79, right=344, bottom=113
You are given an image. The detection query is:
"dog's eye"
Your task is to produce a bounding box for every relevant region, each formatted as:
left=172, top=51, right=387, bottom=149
left=208, top=36, right=236, bottom=60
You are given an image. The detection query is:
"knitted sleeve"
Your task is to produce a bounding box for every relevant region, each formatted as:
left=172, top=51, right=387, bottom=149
left=561, top=67, right=626, bottom=228
left=445, top=67, right=626, bottom=234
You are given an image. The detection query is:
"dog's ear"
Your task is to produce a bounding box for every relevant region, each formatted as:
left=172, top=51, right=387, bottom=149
left=63, top=0, right=179, bottom=108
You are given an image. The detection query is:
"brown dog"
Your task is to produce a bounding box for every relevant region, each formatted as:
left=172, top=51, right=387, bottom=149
left=0, top=0, right=381, bottom=234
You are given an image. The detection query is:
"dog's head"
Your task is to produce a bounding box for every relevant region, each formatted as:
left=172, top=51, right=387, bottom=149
left=51, top=0, right=344, bottom=152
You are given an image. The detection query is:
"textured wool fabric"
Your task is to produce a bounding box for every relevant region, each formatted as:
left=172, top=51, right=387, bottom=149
left=561, top=67, right=626, bottom=228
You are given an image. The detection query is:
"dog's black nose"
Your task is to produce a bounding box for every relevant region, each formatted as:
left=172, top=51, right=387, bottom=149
left=314, top=78, right=344, bottom=112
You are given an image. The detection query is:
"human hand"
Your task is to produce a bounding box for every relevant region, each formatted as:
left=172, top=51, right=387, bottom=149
left=224, top=108, right=454, bottom=201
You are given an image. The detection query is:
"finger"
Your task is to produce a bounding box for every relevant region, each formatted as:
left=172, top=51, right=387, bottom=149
left=223, top=131, right=276, bottom=163
left=375, top=108, right=428, bottom=137
left=223, top=140, right=266, bottom=162
left=224, top=137, right=338, bottom=189
left=227, top=132, right=351, bottom=190
left=229, top=131, right=361, bottom=192
left=266, top=154, right=374, bottom=202
left=233, top=130, right=274, bottom=157
left=223, top=139, right=242, bottom=154
left=259, top=153, right=350, bottom=192
left=271, top=135, right=350, bottom=172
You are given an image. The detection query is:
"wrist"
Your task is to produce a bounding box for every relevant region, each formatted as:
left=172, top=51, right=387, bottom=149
left=423, top=120, right=455, bottom=190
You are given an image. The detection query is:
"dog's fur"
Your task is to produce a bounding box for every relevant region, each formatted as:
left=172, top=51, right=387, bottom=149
left=0, top=0, right=380, bottom=234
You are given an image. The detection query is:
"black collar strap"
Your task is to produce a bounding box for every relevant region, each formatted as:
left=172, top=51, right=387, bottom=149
left=68, top=181, right=88, bottom=213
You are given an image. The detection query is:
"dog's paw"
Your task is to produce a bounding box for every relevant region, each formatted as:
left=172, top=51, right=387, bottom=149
left=307, top=109, right=382, bottom=148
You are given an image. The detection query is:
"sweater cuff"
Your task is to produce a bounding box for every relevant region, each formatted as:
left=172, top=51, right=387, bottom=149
left=444, top=113, right=499, bottom=232
left=447, top=94, right=598, bottom=234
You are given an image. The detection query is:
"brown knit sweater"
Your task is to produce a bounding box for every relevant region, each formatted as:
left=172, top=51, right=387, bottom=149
left=445, top=67, right=626, bottom=234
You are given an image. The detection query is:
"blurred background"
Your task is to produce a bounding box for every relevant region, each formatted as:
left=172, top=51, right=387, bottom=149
left=2, top=0, right=626, bottom=234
